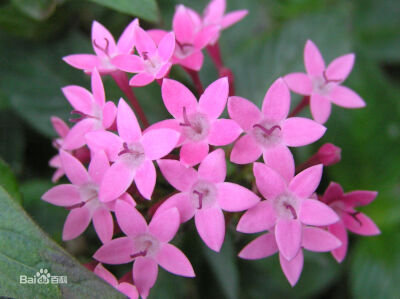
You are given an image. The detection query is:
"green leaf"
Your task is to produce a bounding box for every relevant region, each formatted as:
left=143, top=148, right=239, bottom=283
left=0, top=186, right=124, bottom=298
left=0, top=159, right=22, bottom=203
left=11, top=0, right=59, bottom=21
left=87, top=0, right=159, bottom=22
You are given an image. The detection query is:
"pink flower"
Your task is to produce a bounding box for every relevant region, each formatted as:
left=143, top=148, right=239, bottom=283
left=237, top=162, right=339, bottom=261
left=42, top=150, right=136, bottom=243
left=228, top=78, right=326, bottom=181
left=63, top=20, right=138, bottom=74
left=239, top=226, right=341, bottom=286
left=320, top=182, right=380, bottom=262
left=150, top=77, right=241, bottom=166
left=94, top=264, right=139, bottom=299
left=171, top=5, right=219, bottom=71
left=85, top=98, right=179, bottom=201
left=112, top=25, right=175, bottom=87
left=61, top=68, right=117, bottom=150
left=94, top=204, right=195, bottom=299
left=155, top=149, right=260, bottom=251
left=284, top=40, right=365, bottom=124
left=202, top=0, right=248, bottom=45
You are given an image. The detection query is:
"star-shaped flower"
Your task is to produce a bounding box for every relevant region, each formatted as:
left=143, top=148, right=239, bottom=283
left=94, top=204, right=194, bottom=299
left=284, top=40, right=365, bottom=124
left=320, top=182, right=380, bottom=262
left=155, top=149, right=260, bottom=251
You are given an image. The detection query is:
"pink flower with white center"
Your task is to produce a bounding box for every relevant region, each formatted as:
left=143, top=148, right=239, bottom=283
left=150, top=77, right=241, bottom=166
left=85, top=98, right=179, bottom=201
left=42, top=150, right=136, bottom=243
left=228, top=78, right=326, bottom=182
left=63, top=20, right=138, bottom=74
left=94, top=204, right=195, bottom=299
left=61, top=68, right=117, bottom=150
left=237, top=162, right=339, bottom=261
left=112, top=25, right=175, bottom=87
left=93, top=264, right=139, bottom=299
left=284, top=40, right=366, bottom=124
left=171, top=5, right=219, bottom=71
left=239, top=226, right=341, bottom=286
left=155, top=149, right=260, bottom=252
left=202, top=0, right=248, bottom=45
left=320, top=182, right=380, bottom=263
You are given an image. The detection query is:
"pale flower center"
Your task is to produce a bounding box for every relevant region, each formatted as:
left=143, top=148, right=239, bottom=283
left=66, top=183, right=101, bottom=211
left=190, top=180, right=217, bottom=209
left=251, top=120, right=282, bottom=148
left=179, top=108, right=210, bottom=142
left=131, top=234, right=160, bottom=259
left=142, top=52, right=162, bottom=76
left=118, top=142, right=145, bottom=169
left=273, top=192, right=299, bottom=219
left=175, top=42, right=195, bottom=59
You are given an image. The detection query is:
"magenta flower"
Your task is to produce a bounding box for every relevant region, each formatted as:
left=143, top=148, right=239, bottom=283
left=85, top=98, right=179, bottom=201
left=202, top=0, right=248, bottom=45
left=61, top=68, right=117, bottom=150
left=112, top=25, right=175, bottom=87
left=151, top=77, right=241, bottom=166
left=284, top=40, right=365, bottom=124
left=94, top=204, right=195, bottom=299
left=228, top=78, right=326, bottom=181
left=239, top=226, right=341, bottom=286
left=156, top=149, right=260, bottom=251
left=42, top=150, right=136, bottom=243
left=320, top=182, right=380, bottom=262
left=63, top=20, right=138, bottom=74
left=94, top=264, right=139, bottom=299
left=49, top=116, right=69, bottom=182
left=237, top=162, right=339, bottom=260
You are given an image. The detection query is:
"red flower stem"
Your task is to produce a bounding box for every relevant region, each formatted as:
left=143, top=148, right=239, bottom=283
left=183, top=67, right=204, bottom=95
left=288, top=96, right=310, bottom=117
left=206, top=43, right=224, bottom=70
left=295, top=154, right=320, bottom=174
left=156, top=78, right=163, bottom=87
left=110, top=71, right=150, bottom=129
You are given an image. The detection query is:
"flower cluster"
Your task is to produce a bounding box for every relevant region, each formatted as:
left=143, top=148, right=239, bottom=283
left=42, top=0, right=379, bottom=297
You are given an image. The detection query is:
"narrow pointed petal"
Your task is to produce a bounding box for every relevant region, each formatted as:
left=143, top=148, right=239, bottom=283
left=158, top=32, right=176, bottom=61
left=117, top=18, right=138, bottom=54
left=62, top=86, right=93, bottom=115
left=115, top=200, right=147, bottom=237
left=94, top=237, right=134, bottom=264
left=180, top=142, right=209, bottom=166
left=228, top=96, right=262, bottom=131
left=112, top=54, right=144, bottom=73
left=62, top=118, right=95, bottom=150
left=208, top=119, right=242, bottom=146
left=117, top=283, right=139, bottom=299
left=289, top=164, right=323, bottom=199
left=94, top=264, right=118, bottom=286
left=279, top=251, right=304, bottom=287
left=117, top=99, right=142, bottom=143
left=129, top=73, right=155, bottom=86
left=253, top=162, right=286, bottom=200
left=93, top=208, right=114, bottom=243
left=217, top=183, right=260, bottom=212
left=88, top=150, right=109, bottom=185
left=42, top=184, right=81, bottom=206
left=284, top=73, right=312, bottom=95
left=91, top=69, right=105, bottom=106
left=62, top=207, right=91, bottom=241
left=156, top=244, right=195, bottom=277
left=325, top=54, right=355, bottom=82
left=239, top=233, right=278, bottom=260
left=149, top=208, right=180, bottom=242
left=230, top=134, right=262, bottom=164
left=134, top=160, right=156, bottom=200
left=157, top=159, right=198, bottom=192
left=193, top=25, right=220, bottom=49
left=175, top=51, right=204, bottom=71
left=133, top=258, right=158, bottom=299
left=343, top=212, right=380, bottom=236
left=195, top=207, right=225, bottom=252
left=92, top=21, right=117, bottom=57
left=155, top=62, right=172, bottom=79
left=51, top=116, right=69, bottom=137
left=161, top=79, right=198, bottom=120
left=85, top=131, right=122, bottom=162
left=221, top=10, right=248, bottom=29
left=321, top=182, right=344, bottom=204
left=198, top=149, right=226, bottom=183
left=204, top=0, right=225, bottom=24
left=63, top=54, right=101, bottom=71
left=263, top=145, right=294, bottom=183
left=329, top=86, right=366, bottom=108
left=99, top=160, right=135, bottom=202
left=282, top=117, right=326, bottom=147
left=102, top=101, right=117, bottom=129
left=310, top=93, right=332, bottom=124
left=154, top=193, right=195, bottom=223
left=275, top=218, right=302, bottom=260
left=302, top=227, right=341, bottom=252
left=142, top=129, right=179, bottom=160
left=299, top=199, right=339, bottom=226
left=237, top=200, right=277, bottom=233
left=328, top=221, right=348, bottom=263
left=304, top=40, right=325, bottom=76
left=199, top=77, right=229, bottom=119
left=343, top=190, right=378, bottom=207
left=173, top=5, right=196, bottom=43
left=262, top=78, right=291, bottom=122
left=60, top=150, right=89, bottom=185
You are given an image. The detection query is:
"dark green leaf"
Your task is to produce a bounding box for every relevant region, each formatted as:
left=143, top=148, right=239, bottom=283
left=0, top=159, right=22, bottom=203
left=11, top=0, right=59, bottom=21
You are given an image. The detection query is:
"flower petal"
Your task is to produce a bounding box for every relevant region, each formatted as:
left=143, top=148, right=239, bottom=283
left=42, top=184, right=81, bottom=206
left=94, top=237, right=134, bottom=264
left=328, top=221, right=348, bottom=263
left=262, top=78, right=291, bottom=122
left=63, top=54, right=101, bottom=71
left=221, top=10, right=248, bottom=29
left=208, top=119, right=242, bottom=146
left=117, top=18, right=138, bottom=54
left=217, top=182, right=260, bottom=212
left=62, top=207, right=91, bottom=241
left=154, top=193, right=195, bottom=223
left=174, top=51, right=204, bottom=71
left=134, top=160, right=156, bottom=200
left=282, top=117, right=326, bottom=147
left=60, top=150, right=90, bottom=186
left=263, top=145, right=294, bottom=183
left=343, top=190, right=378, bottom=207
left=117, top=98, right=142, bottom=143
left=62, top=85, right=93, bottom=115
left=88, top=150, right=109, bottom=185
left=51, top=116, right=69, bottom=137
left=343, top=212, right=380, bottom=236
left=156, top=244, right=195, bottom=277
left=180, top=142, right=209, bottom=166
left=198, top=149, right=226, bottom=183
left=173, top=5, right=196, bottom=43
left=85, top=131, right=122, bottom=162
left=102, top=101, right=117, bottom=129
left=134, top=25, right=157, bottom=56
left=310, top=93, right=332, bottom=124
left=117, top=283, right=139, bottom=299
left=112, top=54, right=144, bottom=73
left=304, top=40, right=325, bottom=76
left=253, top=162, right=286, bottom=200
left=289, top=164, right=323, bottom=199
left=237, top=200, right=277, bottom=233
left=329, top=86, right=366, bottom=108
left=302, top=227, right=341, bottom=252
left=227, top=96, right=262, bottom=131
left=321, top=182, right=344, bottom=204
left=203, top=0, right=225, bottom=25
left=129, top=73, right=155, bottom=86
left=230, top=134, right=262, bottom=164
left=92, top=21, right=117, bottom=57
left=93, top=208, right=114, bottom=244
left=63, top=118, right=95, bottom=150
left=158, top=32, right=176, bottom=62
left=115, top=200, right=147, bottom=237
left=279, top=250, right=304, bottom=287
left=284, top=73, right=312, bottom=95
left=195, top=206, right=225, bottom=252
left=142, top=129, right=179, bottom=160
left=238, top=232, right=278, bottom=260
left=91, top=68, right=105, bottom=106
left=149, top=208, right=180, bottom=242
left=133, top=258, right=158, bottom=299
left=198, top=77, right=229, bottom=119
left=157, top=159, right=198, bottom=192
left=325, top=53, right=355, bottom=82
left=94, top=264, right=118, bottom=286
left=299, top=199, right=339, bottom=226
left=275, top=218, right=302, bottom=261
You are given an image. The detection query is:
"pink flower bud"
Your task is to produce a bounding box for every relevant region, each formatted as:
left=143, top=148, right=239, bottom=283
left=317, top=143, right=341, bottom=166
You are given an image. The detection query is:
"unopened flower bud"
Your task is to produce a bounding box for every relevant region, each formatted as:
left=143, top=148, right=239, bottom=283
left=317, top=143, right=341, bottom=166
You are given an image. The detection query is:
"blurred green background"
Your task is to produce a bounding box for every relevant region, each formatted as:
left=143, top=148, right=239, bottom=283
left=0, top=0, right=399, bottom=298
